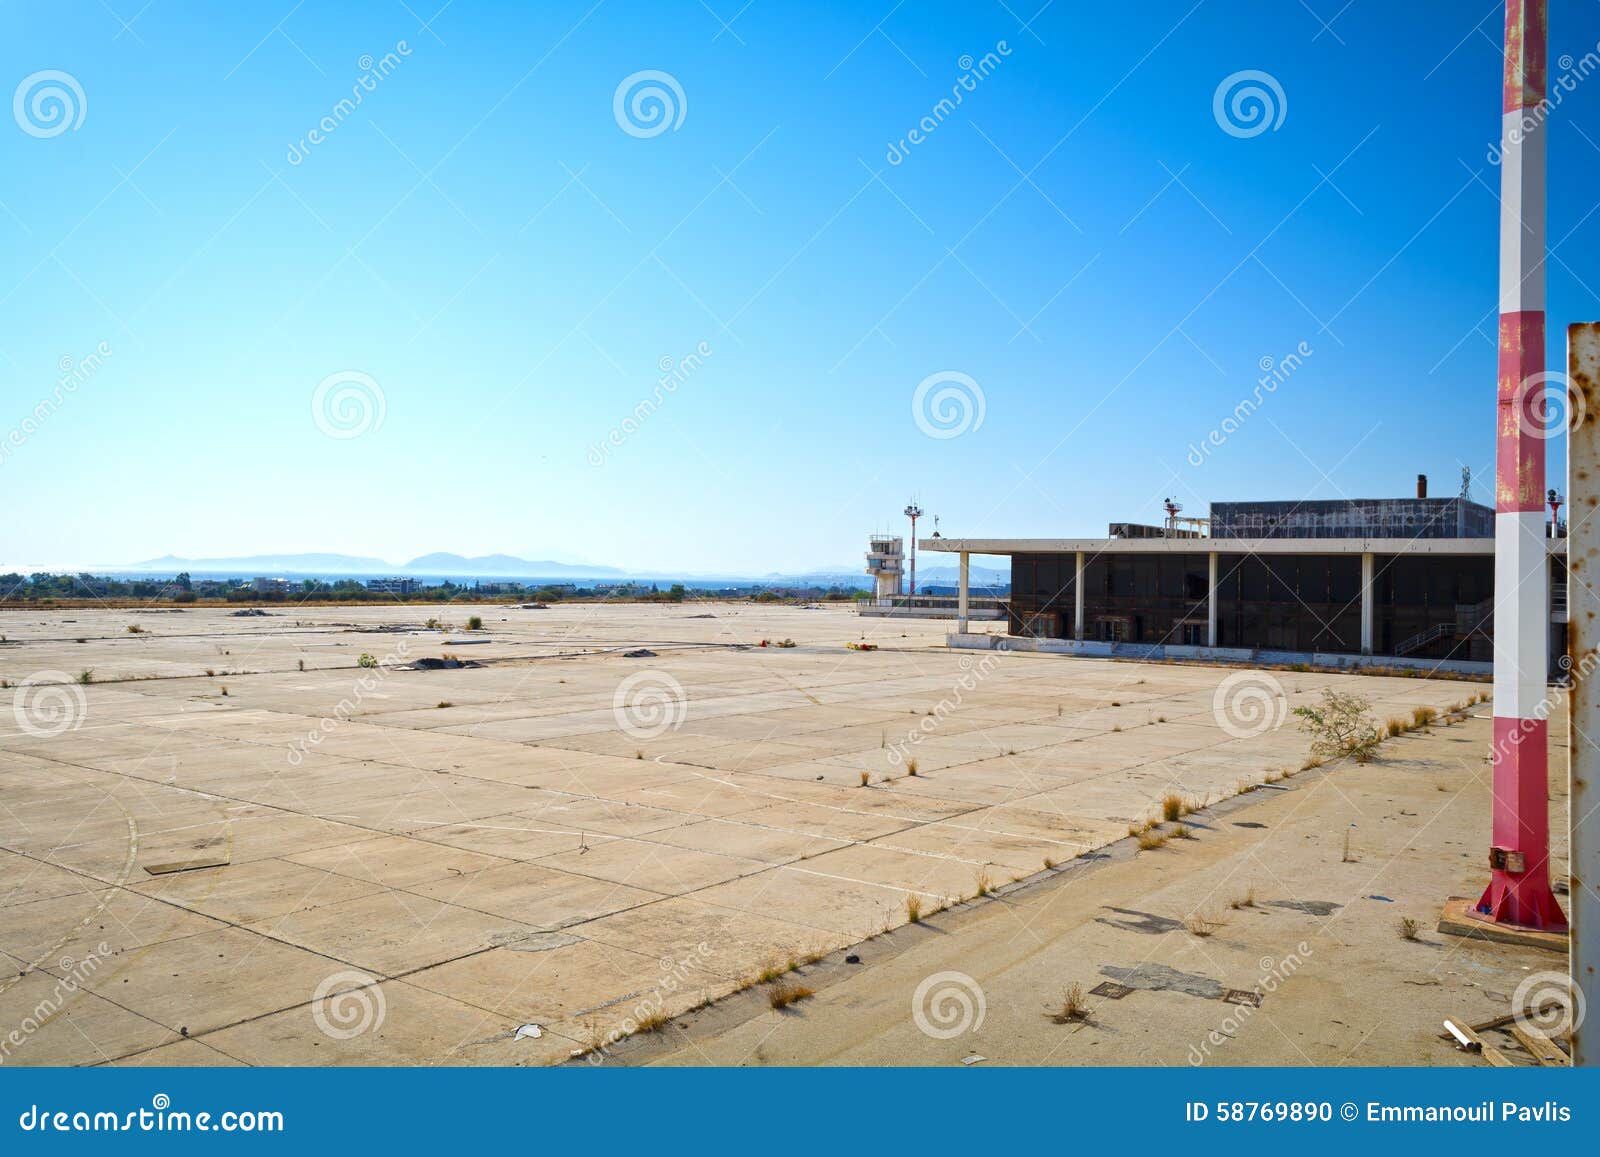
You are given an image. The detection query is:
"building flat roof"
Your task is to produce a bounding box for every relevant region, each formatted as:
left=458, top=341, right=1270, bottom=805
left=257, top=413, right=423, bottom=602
left=920, top=537, right=1567, bottom=556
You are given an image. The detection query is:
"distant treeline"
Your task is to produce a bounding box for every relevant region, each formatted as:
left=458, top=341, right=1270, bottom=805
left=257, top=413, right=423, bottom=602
left=0, top=572, right=871, bottom=606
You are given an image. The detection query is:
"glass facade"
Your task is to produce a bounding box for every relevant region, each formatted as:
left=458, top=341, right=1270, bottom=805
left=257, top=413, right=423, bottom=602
left=1005, top=549, right=1518, bottom=661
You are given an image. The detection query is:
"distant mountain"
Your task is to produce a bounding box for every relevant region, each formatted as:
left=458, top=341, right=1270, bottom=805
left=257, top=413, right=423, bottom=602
left=402, top=553, right=623, bottom=577
left=121, top=552, right=624, bottom=578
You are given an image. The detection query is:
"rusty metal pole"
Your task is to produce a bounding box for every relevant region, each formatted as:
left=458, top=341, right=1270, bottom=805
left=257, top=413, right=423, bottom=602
left=1571, top=322, right=1600, bottom=1065
left=1479, top=0, right=1567, bottom=930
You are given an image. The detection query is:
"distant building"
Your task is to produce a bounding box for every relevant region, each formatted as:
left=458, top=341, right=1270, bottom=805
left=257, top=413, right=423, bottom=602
left=251, top=577, right=290, bottom=593
left=924, top=480, right=1565, bottom=675
left=366, top=577, right=417, bottom=594
left=1209, top=496, right=1492, bottom=540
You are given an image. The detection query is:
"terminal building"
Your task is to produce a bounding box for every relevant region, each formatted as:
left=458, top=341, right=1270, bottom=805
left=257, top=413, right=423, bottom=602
left=924, top=478, right=1567, bottom=676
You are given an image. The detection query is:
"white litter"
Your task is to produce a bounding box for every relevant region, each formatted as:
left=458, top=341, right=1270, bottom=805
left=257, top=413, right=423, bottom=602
left=515, top=1023, right=543, bottom=1040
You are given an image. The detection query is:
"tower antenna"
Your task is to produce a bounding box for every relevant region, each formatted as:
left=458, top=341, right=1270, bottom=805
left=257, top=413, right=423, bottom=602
left=904, top=502, right=924, bottom=597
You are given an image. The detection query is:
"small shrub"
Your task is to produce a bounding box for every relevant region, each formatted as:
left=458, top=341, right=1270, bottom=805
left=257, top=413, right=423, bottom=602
left=1229, top=887, right=1255, bottom=910
left=467, top=615, right=483, bottom=631
left=1385, top=716, right=1406, bottom=737
left=1294, top=689, right=1380, bottom=764
left=1411, top=706, right=1437, bottom=729
left=906, top=757, right=919, bottom=776
left=635, top=750, right=644, bottom=760
left=357, top=653, right=378, bottom=668
left=76, top=669, right=93, bottom=685
left=635, top=1008, right=671, bottom=1033
left=205, top=668, right=215, bottom=678
left=974, top=867, right=993, bottom=897
left=219, top=685, right=228, bottom=696
left=755, top=961, right=785, bottom=984
left=1161, top=793, right=1184, bottom=822
left=126, top=624, right=144, bottom=634
left=1136, top=829, right=1167, bottom=851
left=1043, top=856, right=1056, bottom=870
left=905, top=894, right=923, bottom=923
left=768, top=982, right=813, bottom=1010
left=1186, top=912, right=1223, bottom=937
left=1399, top=916, right=1421, bottom=941
left=1048, top=983, right=1091, bottom=1024
left=1170, top=822, right=1194, bottom=840
left=437, top=701, right=453, bottom=709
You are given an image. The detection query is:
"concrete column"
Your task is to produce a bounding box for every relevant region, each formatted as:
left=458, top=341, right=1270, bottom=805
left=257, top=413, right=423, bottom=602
left=1206, top=553, right=1218, bottom=647
left=1073, top=551, right=1085, bottom=641
left=1360, top=552, right=1374, bottom=655
left=957, top=551, right=969, bottom=635
left=1569, top=322, right=1600, bottom=1066
left=1480, top=0, right=1564, bottom=931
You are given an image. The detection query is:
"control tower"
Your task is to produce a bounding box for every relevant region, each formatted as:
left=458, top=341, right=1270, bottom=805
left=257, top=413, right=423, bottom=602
left=864, top=534, right=904, bottom=604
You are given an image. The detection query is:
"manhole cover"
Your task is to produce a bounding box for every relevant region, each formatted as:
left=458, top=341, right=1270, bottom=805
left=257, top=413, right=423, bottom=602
left=1090, top=981, right=1133, bottom=999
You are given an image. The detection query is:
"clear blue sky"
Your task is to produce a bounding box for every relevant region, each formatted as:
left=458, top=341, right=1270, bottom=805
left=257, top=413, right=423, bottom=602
left=2, top=1, right=1598, bottom=573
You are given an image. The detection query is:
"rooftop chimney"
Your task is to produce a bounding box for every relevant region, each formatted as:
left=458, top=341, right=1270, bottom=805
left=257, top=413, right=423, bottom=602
left=1416, top=473, right=1427, bottom=499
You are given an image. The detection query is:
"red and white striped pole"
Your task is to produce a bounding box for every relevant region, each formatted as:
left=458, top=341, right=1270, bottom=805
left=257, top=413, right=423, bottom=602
left=1480, top=0, right=1566, bottom=930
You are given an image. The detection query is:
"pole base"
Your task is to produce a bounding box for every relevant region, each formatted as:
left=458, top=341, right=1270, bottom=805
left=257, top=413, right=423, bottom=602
left=1474, top=871, right=1568, bottom=932
left=1439, top=897, right=1567, bottom=951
